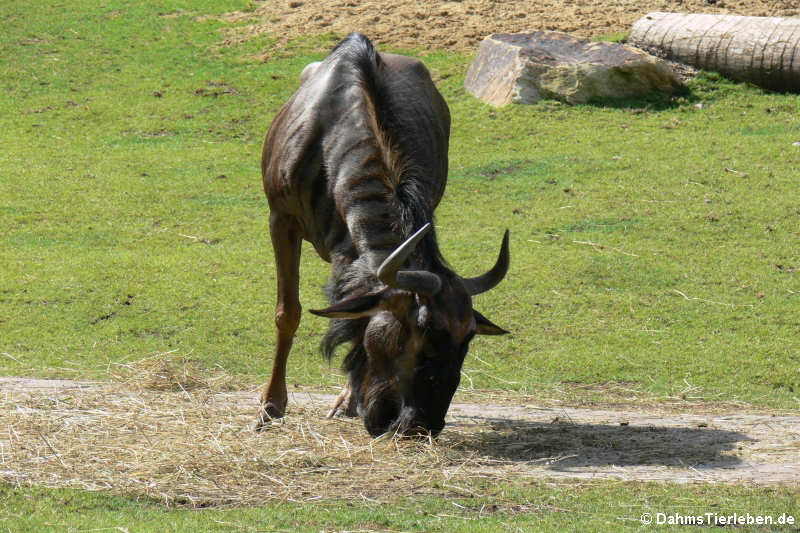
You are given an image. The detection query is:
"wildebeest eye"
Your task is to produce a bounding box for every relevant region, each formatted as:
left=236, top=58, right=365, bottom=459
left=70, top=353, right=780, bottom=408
left=458, top=331, right=476, bottom=356
left=423, top=329, right=475, bottom=361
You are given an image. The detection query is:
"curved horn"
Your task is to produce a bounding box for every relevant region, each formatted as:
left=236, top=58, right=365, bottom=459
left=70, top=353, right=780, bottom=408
left=395, top=270, right=442, bottom=296
left=462, top=230, right=510, bottom=296
left=377, top=223, right=442, bottom=296
left=377, top=223, right=432, bottom=285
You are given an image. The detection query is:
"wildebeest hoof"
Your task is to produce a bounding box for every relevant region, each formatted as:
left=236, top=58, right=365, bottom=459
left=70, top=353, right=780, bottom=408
left=326, top=403, right=359, bottom=419
left=254, top=402, right=286, bottom=431
left=326, top=386, right=358, bottom=418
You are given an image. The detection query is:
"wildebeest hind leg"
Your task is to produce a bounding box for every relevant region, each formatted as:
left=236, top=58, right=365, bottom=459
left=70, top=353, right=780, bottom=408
left=256, top=213, right=302, bottom=430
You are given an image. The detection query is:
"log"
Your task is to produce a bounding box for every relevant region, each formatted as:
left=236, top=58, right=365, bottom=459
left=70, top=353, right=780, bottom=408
left=629, top=12, right=800, bottom=92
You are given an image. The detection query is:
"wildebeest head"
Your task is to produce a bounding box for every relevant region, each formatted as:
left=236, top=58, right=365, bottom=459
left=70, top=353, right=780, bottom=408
left=311, top=224, right=509, bottom=437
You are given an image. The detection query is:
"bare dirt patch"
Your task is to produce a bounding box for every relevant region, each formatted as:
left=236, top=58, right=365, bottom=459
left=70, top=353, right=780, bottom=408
left=2, top=376, right=798, bottom=507
left=222, top=0, right=799, bottom=54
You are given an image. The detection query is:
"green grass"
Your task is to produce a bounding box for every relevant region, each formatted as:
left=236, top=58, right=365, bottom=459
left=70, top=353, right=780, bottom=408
left=3, top=1, right=799, bottom=409
left=2, top=482, right=798, bottom=532
left=594, top=32, right=629, bottom=43
left=2, top=0, right=800, bottom=528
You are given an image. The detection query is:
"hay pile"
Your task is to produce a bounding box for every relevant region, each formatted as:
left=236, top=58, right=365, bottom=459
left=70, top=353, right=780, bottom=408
left=3, top=354, right=797, bottom=507
left=1, top=355, right=518, bottom=507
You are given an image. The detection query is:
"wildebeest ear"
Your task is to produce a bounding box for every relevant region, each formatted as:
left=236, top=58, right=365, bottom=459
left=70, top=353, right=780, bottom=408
left=309, top=291, right=386, bottom=319
left=473, top=309, right=509, bottom=335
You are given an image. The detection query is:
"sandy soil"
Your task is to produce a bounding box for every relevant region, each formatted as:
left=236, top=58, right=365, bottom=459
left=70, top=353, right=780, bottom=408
left=2, top=377, right=798, bottom=506
left=223, top=0, right=800, bottom=53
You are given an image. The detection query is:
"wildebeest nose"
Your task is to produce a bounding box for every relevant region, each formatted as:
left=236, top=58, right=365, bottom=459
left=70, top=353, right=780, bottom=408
left=390, top=406, right=444, bottom=437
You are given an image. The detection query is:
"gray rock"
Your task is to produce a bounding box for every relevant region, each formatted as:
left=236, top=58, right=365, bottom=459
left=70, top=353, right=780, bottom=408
left=465, top=31, right=682, bottom=106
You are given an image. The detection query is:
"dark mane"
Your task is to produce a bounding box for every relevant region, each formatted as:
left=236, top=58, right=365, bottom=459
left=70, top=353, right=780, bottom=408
left=320, top=34, right=453, bottom=368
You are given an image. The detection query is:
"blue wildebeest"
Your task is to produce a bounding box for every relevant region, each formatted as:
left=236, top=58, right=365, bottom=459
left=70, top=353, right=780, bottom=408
left=258, top=33, right=509, bottom=437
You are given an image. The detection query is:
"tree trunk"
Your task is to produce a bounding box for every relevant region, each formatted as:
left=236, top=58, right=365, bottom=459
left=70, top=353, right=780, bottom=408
left=629, top=12, right=800, bottom=92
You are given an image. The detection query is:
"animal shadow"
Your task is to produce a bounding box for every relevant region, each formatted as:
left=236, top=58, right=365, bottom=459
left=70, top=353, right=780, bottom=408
left=446, top=415, right=749, bottom=470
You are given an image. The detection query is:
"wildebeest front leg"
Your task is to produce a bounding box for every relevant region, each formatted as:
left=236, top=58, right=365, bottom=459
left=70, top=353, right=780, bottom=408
left=256, top=212, right=302, bottom=430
